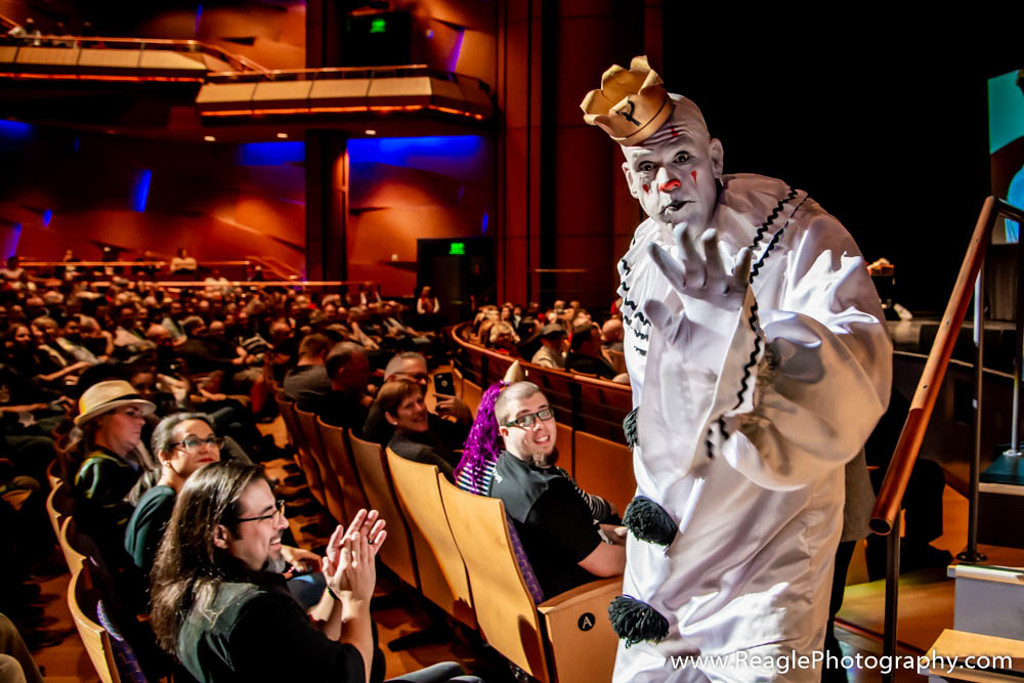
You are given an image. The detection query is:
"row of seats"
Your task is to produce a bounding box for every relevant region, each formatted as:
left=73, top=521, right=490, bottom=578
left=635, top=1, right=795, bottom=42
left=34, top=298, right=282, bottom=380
left=46, top=468, right=144, bottom=683
left=450, top=323, right=634, bottom=444
left=275, top=395, right=623, bottom=683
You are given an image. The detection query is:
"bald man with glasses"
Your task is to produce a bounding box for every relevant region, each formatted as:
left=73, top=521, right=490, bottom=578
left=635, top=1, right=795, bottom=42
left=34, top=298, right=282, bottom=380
left=488, top=381, right=626, bottom=599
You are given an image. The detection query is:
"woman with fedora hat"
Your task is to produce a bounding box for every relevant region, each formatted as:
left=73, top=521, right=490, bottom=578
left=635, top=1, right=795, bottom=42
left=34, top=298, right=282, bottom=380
left=65, top=379, right=156, bottom=564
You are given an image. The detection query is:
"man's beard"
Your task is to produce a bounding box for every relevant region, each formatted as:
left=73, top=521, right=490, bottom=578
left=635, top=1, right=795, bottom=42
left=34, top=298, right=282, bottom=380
left=265, top=550, right=287, bottom=574
left=530, top=446, right=559, bottom=469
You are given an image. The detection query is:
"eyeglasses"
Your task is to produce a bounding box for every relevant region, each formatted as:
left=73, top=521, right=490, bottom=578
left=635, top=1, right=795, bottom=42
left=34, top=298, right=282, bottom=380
left=235, top=499, right=286, bottom=524
left=504, top=408, right=555, bottom=429
left=172, top=436, right=225, bottom=453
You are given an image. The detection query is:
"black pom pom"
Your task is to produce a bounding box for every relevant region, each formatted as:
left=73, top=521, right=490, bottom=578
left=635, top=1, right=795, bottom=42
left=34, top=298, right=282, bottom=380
left=623, top=408, right=638, bottom=448
left=608, top=595, right=669, bottom=647
left=623, top=496, right=677, bottom=546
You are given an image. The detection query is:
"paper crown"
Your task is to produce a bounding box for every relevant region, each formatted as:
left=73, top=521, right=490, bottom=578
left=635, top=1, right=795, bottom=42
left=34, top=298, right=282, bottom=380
left=580, top=55, right=673, bottom=146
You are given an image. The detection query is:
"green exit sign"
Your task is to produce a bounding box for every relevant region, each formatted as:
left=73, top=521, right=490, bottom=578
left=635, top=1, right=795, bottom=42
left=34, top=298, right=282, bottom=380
left=449, top=242, right=466, bottom=255
left=370, top=17, right=386, bottom=33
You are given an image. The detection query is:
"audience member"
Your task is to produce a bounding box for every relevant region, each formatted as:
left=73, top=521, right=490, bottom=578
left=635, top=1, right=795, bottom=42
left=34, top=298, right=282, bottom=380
left=149, top=461, right=480, bottom=682
left=378, top=380, right=458, bottom=481
left=65, top=380, right=156, bottom=569
left=282, top=333, right=332, bottom=409
left=168, top=248, right=197, bottom=276
left=488, top=381, right=625, bottom=598
left=363, top=352, right=471, bottom=450
left=565, top=323, right=618, bottom=380
left=317, top=342, right=373, bottom=430
left=529, top=323, right=567, bottom=369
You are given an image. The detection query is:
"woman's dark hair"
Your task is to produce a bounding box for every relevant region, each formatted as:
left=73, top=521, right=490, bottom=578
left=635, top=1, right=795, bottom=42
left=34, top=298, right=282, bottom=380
left=374, top=379, right=421, bottom=421
left=149, top=460, right=268, bottom=655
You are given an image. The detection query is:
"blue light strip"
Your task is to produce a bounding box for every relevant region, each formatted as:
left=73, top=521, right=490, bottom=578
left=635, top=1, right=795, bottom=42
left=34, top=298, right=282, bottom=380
left=348, top=135, right=482, bottom=165
left=238, top=142, right=306, bottom=166
left=133, top=170, right=152, bottom=212
left=448, top=29, right=465, bottom=73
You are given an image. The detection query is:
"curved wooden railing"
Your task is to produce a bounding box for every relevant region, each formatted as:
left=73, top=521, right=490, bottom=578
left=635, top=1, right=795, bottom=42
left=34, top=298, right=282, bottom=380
left=449, top=322, right=632, bottom=443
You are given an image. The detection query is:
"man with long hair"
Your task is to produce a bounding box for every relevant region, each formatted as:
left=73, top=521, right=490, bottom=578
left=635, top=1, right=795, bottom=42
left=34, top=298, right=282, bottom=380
left=149, top=461, right=385, bottom=681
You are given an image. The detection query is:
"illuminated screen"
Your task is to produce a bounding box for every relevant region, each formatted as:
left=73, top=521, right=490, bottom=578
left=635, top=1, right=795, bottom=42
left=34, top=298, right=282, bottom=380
left=988, top=69, right=1024, bottom=243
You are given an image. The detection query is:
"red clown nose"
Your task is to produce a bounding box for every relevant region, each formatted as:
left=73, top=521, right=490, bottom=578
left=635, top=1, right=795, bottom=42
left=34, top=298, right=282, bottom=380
left=658, top=179, right=681, bottom=192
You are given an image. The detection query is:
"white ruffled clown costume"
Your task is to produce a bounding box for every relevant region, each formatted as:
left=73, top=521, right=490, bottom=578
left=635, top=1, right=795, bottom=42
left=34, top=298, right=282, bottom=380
left=581, top=58, right=892, bottom=681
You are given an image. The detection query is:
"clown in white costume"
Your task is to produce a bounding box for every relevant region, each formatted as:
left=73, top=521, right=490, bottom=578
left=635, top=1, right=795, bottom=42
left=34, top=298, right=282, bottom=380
left=581, top=58, right=892, bottom=681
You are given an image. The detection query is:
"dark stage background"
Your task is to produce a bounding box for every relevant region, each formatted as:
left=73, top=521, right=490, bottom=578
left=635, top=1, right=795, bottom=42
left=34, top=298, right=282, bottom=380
left=659, top=10, right=1024, bottom=315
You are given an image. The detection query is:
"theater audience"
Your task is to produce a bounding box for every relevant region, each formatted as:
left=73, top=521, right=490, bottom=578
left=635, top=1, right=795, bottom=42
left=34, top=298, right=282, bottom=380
left=282, top=333, right=332, bottom=410
left=529, top=323, right=567, bottom=369
left=363, top=352, right=471, bottom=450
left=316, top=342, right=373, bottom=431
left=378, top=380, right=457, bottom=481
left=565, top=322, right=619, bottom=380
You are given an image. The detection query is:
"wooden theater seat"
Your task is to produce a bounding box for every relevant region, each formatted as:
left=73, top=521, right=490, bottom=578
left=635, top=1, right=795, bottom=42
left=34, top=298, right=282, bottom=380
left=316, top=419, right=370, bottom=523
left=294, top=406, right=346, bottom=524
left=347, top=432, right=418, bottom=588
left=45, top=480, right=74, bottom=538
left=461, top=377, right=483, bottom=416
left=386, top=450, right=476, bottom=629
left=68, top=562, right=121, bottom=683
left=275, top=394, right=326, bottom=507
left=46, top=458, right=62, bottom=489
left=573, top=430, right=635, bottom=515
left=439, top=482, right=621, bottom=683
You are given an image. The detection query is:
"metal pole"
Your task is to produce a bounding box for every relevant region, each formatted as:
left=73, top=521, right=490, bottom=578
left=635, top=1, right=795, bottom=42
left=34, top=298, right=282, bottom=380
left=1011, top=230, right=1024, bottom=457
left=960, top=271, right=987, bottom=563
left=881, top=513, right=901, bottom=683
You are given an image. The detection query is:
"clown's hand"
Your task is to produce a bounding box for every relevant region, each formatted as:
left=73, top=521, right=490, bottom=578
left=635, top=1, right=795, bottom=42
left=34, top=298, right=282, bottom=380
left=643, top=225, right=751, bottom=343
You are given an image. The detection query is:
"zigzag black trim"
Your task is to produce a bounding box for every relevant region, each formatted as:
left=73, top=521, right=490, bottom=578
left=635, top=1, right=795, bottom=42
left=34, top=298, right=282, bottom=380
left=717, top=416, right=728, bottom=440
left=623, top=315, right=631, bottom=326
left=634, top=310, right=650, bottom=325
left=730, top=299, right=763, bottom=416
left=634, top=346, right=647, bottom=356
left=620, top=258, right=632, bottom=274
left=623, top=298, right=639, bottom=312
left=749, top=195, right=809, bottom=283
left=621, top=281, right=630, bottom=291
left=632, top=327, right=649, bottom=341
left=748, top=187, right=797, bottom=255
left=749, top=222, right=787, bottom=282
left=705, top=425, right=715, bottom=459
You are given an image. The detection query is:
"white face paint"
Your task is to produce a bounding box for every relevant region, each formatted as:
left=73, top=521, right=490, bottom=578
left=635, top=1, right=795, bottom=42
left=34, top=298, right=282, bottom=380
left=621, top=102, right=723, bottom=235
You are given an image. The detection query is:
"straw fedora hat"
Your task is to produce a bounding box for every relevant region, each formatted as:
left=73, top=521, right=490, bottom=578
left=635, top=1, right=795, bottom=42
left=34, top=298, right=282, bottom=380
left=74, top=380, right=156, bottom=426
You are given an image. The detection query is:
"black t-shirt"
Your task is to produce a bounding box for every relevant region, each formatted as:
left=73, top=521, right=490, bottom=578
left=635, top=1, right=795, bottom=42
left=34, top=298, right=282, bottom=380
left=488, top=451, right=602, bottom=598
left=177, top=576, right=364, bottom=683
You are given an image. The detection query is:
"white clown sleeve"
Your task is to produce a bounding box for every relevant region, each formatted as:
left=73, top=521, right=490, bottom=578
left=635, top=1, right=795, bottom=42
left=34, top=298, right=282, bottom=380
left=637, top=209, right=892, bottom=493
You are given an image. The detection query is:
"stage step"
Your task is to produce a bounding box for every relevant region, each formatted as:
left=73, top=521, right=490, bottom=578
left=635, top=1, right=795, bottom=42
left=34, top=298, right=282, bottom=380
left=921, top=628, right=1024, bottom=681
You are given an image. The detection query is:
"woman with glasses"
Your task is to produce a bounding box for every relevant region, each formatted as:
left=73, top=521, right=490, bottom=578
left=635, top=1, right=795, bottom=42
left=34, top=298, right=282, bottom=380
left=377, top=380, right=459, bottom=482
left=126, top=412, right=224, bottom=574
left=126, top=413, right=323, bottom=607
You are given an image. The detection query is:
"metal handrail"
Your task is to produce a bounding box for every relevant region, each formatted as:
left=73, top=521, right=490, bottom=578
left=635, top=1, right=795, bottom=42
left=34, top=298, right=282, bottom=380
left=870, top=196, right=1024, bottom=532
left=869, top=197, right=1024, bottom=679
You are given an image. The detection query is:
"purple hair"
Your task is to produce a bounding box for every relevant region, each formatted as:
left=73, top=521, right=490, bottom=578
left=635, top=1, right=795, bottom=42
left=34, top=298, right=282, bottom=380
left=455, top=380, right=509, bottom=493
